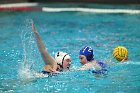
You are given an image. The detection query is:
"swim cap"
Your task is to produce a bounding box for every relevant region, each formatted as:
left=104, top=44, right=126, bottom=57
left=79, top=46, right=94, bottom=61
left=55, top=51, right=70, bottom=66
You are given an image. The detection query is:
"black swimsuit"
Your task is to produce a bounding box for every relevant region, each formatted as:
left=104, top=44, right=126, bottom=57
left=42, top=71, right=51, bottom=74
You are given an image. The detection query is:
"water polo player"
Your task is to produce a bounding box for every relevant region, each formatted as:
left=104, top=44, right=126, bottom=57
left=32, top=22, right=71, bottom=74
left=78, top=46, right=108, bottom=74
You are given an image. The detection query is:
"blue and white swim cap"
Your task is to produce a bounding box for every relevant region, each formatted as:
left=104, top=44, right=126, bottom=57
left=79, top=46, right=94, bottom=61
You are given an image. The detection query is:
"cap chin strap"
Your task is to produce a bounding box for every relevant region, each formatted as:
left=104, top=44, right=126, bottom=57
left=61, top=54, right=68, bottom=66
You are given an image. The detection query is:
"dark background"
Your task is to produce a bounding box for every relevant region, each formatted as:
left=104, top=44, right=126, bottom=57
left=0, top=0, right=140, bottom=4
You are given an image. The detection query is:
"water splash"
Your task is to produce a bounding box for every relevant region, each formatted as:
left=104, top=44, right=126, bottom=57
left=18, top=19, right=47, bottom=81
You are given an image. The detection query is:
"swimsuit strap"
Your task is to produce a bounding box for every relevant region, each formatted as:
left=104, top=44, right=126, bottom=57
left=96, top=60, right=107, bottom=68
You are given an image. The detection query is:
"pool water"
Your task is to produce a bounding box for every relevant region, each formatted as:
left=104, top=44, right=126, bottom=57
left=0, top=3, right=140, bottom=93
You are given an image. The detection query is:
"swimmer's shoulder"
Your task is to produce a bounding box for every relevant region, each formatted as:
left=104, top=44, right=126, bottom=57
left=76, top=63, right=96, bottom=71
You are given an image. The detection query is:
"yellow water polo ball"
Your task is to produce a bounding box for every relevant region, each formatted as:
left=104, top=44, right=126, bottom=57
left=112, top=46, right=128, bottom=62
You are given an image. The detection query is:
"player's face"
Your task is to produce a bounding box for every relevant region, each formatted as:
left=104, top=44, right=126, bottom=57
left=79, top=55, right=87, bottom=65
left=63, top=58, right=71, bottom=69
